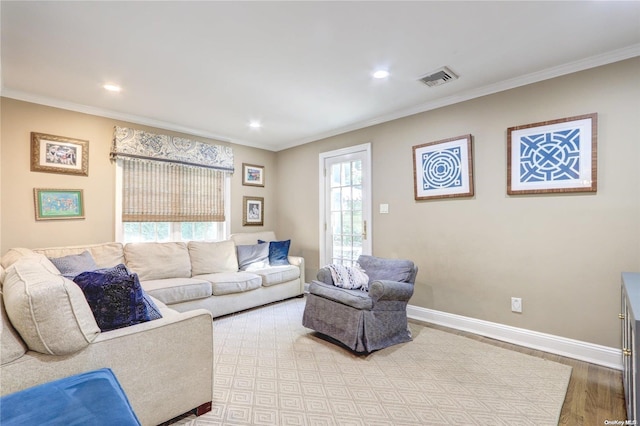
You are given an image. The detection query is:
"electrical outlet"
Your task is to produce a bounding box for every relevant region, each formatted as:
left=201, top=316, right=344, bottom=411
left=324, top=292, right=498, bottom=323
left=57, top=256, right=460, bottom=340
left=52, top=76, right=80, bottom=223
left=511, top=297, right=522, bottom=313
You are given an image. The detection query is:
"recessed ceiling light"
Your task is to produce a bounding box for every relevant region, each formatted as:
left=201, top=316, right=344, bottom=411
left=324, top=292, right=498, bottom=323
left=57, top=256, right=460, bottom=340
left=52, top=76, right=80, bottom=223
left=249, top=121, right=262, bottom=129
left=373, top=70, right=390, bottom=79
left=103, top=84, right=121, bottom=92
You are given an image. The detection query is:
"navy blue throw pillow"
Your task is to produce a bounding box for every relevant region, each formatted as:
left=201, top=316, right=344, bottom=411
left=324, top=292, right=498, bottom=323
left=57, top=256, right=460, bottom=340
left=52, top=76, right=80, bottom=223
left=73, top=264, right=151, bottom=332
left=258, top=239, right=291, bottom=266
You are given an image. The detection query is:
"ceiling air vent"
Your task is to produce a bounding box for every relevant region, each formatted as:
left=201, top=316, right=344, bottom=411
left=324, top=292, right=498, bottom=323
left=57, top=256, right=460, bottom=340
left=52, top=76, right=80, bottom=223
left=418, top=66, right=459, bottom=87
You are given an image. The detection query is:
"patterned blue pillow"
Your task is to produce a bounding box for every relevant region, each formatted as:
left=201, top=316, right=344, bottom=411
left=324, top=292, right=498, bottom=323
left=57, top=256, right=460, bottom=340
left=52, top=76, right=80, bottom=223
left=73, top=264, right=151, bottom=332
left=49, top=251, right=98, bottom=279
left=143, top=293, right=163, bottom=320
left=258, top=239, right=291, bottom=266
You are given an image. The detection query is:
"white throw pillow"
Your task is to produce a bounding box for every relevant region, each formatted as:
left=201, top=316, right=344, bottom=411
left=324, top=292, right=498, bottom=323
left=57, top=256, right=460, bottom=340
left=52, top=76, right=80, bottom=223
left=188, top=240, right=239, bottom=275
left=3, top=257, right=100, bottom=355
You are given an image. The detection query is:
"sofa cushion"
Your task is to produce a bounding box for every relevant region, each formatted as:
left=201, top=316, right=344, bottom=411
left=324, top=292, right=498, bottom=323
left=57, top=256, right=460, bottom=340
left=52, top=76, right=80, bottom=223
left=188, top=240, right=238, bottom=275
left=34, top=243, right=125, bottom=268
left=140, top=278, right=212, bottom=305
left=73, top=265, right=151, bottom=332
left=3, top=257, right=101, bottom=355
left=49, top=250, right=98, bottom=279
left=194, top=272, right=262, bottom=296
left=252, top=265, right=300, bottom=287
left=1, top=292, right=27, bottom=365
left=125, top=242, right=191, bottom=281
left=236, top=243, right=269, bottom=271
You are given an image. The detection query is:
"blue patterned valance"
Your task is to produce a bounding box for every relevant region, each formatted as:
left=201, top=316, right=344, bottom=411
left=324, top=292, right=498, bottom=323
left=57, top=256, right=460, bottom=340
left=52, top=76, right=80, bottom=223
left=111, top=126, right=234, bottom=172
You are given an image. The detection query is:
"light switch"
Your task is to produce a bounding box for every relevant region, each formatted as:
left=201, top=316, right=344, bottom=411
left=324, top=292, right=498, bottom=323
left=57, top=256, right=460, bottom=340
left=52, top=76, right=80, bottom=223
left=379, top=203, right=389, bottom=214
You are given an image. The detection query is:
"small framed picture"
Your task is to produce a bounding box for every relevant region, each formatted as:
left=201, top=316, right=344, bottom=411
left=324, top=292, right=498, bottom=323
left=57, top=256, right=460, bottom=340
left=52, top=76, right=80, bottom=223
left=31, top=132, right=89, bottom=176
left=412, top=134, right=474, bottom=201
left=243, top=196, right=264, bottom=226
left=242, top=163, right=264, bottom=187
left=34, top=188, right=85, bottom=221
left=507, top=113, right=597, bottom=195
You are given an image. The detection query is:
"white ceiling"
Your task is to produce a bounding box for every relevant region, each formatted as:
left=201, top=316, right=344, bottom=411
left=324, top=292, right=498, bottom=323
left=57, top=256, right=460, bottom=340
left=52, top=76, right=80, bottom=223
left=2, top=1, right=639, bottom=152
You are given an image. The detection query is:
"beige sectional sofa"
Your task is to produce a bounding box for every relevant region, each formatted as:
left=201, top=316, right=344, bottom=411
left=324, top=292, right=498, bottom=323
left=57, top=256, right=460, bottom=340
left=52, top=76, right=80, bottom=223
left=0, top=231, right=304, bottom=425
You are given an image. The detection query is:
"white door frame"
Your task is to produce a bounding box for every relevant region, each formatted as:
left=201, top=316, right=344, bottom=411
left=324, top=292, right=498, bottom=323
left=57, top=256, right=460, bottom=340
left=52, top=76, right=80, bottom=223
left=318, top=143, right=372, bottom=267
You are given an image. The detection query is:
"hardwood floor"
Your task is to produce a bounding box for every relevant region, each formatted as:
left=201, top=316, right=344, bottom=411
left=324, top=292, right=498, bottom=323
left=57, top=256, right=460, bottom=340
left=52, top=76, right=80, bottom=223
left=414, top=321, right=628, bottom=425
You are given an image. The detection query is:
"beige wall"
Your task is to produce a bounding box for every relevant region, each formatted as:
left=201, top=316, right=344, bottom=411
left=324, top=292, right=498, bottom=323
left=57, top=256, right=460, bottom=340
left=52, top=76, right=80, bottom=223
left=275, top=58, right=640, bottom=348
left=0, top=98, right=276, bottom=252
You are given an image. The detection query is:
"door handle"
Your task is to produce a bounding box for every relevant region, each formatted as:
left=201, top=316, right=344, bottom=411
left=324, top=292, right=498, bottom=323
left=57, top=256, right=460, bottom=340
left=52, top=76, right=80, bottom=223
left=363, top=220, right=367, bottom=240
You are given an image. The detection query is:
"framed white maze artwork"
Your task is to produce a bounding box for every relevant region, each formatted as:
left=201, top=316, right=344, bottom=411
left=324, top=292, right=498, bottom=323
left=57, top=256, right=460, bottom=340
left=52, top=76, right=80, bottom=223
left=507, top=113, right=597, bottom=195
left=412, top=134, right=474, bottom=201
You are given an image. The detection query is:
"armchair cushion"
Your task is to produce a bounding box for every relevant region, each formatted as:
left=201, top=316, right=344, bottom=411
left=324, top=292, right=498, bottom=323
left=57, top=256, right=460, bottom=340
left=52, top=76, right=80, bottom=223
left=357, top=255, right=416, bottom=284
left=308, top=281, right=373, bottom=310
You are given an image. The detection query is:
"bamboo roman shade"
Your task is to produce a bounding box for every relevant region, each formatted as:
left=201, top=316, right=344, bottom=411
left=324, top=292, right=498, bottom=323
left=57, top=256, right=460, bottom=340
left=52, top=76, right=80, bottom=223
left=111, top=126, right=234, bottom=223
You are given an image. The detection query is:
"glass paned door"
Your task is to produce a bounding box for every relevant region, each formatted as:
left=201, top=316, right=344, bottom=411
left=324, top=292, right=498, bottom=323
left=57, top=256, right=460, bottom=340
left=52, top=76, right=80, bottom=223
left=321, top=144, right=371, bottom=267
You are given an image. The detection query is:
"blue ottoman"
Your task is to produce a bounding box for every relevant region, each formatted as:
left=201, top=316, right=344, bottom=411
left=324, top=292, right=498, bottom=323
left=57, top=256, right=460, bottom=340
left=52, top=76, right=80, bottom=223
left=0, top=368, right=141, bottom=425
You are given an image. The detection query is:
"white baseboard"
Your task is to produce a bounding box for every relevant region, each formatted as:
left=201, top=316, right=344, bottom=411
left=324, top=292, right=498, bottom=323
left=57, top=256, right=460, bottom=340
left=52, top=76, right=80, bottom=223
left=407, top=304, right=622, bottom=370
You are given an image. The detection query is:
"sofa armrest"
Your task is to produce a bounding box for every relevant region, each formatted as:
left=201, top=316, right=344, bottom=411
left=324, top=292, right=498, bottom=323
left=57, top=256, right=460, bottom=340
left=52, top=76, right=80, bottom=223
left=1, top=308, right=214, bottom=426
left=368, top=280, right=414, bottom=303
left=82, top=309, right=214, bottom=425
left=288, top=255, right=305, bottom=287
left=92, top=308, right=211, bottom=342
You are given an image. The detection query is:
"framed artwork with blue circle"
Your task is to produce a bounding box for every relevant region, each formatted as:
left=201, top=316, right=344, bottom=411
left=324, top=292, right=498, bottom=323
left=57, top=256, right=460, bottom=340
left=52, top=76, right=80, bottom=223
left=507, top=113, right=597, bottom=195
left=412, top=134, right=474, bottom=201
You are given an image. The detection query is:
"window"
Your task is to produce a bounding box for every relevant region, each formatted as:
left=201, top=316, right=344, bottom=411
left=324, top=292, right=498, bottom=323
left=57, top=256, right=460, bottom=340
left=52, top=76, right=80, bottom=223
left=121, top=221, right=224, bottom=243
left=111, top=126, right=234, bottom=244
left=115, top=160, right=230, bottom=243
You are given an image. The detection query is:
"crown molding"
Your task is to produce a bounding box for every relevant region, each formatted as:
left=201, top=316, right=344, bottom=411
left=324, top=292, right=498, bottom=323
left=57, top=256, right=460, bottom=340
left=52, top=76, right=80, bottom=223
left=0, top=88, right=278, bottom=151
left=3, top=44, right=638, bottom=152
left=277, top=44, right=640, bottom=151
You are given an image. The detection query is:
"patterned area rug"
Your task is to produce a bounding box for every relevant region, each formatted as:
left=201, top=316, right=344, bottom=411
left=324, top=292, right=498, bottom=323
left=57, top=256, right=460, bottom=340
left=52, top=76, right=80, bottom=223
left=172, top=297, right=571, bottom=425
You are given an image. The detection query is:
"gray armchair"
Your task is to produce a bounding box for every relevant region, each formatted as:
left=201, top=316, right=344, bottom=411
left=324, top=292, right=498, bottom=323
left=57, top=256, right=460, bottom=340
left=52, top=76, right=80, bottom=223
left=302, top=255, right=417, bottom=353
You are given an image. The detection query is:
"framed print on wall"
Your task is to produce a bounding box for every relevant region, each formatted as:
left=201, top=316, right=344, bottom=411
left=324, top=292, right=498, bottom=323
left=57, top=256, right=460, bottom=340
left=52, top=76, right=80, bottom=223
left=31, top=132, right=89, bottom=176
left=243, top=196, right=264, bottom=226
left=412, top=134, right=474, bottom=201
left=242, top=163, right=265, bottom=187
left=34, top=188, right=85, bottom=221
left=507, top=113, right=597, bottom=195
